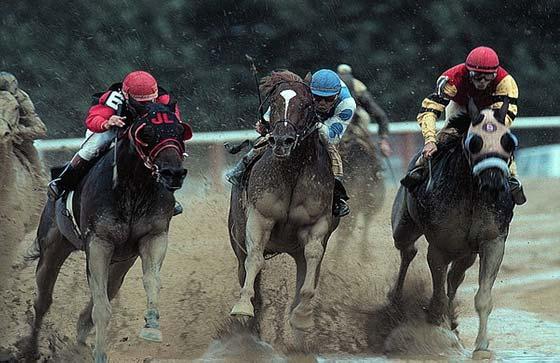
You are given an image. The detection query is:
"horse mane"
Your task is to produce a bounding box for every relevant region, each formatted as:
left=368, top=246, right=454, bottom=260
left=259, top=70, right=304, bottom=97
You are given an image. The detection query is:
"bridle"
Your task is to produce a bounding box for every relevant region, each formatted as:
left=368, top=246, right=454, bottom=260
left=127, top=118, right=187, bottom=178
left=260, top=80, right=321, bottom=148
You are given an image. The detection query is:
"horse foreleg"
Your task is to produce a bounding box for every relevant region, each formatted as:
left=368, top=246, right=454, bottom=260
left=447, top=253, right=477, bottom=330
left=426, top=244, right=450, bottom=325
left=231, top=209, right=272, bottom=318
left=289, top=251, right=307, bottom=314
left=28, top=234, right=73, bottom=359
left=87, top=236, right=114, bottom=363
left=76, top=257, right=137, bottom=344
left=138, top=232, right=168, bottom=343
left=389, top=186, right=421, bottom=302
left=473, top=237, right=505, bottom=359
left=290, top=216, right=328, bottom=331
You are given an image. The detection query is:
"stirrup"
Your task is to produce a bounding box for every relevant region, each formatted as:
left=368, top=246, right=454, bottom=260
left=225, top=164, right=246, bottom=186
left=509, top=177, right=527, bottom=205
left=400, top=165, right=426, bottom=189
left=173, top=201, right=183, bottom=216
left=47, top=179, right=63, bottom=201
left=333, top=199, right=350, bottom=217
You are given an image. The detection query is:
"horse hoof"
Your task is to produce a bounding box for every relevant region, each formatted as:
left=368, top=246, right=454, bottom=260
left=93, top=350, right=108, bottom=363
left=472, top=349, right=493, bottom=360
left=139, top=327, right=163, bottom=342
left=290, top=312, right=313, bottom=331
left=230, top=302, right=254, bottom=317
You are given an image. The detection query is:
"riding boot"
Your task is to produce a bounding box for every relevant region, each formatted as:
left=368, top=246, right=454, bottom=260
left=47, top=154, right=93, bottom=200
left=226, top=148, right=259, bottom=186
left=173, top=200, right=183, bottom=216
left=400, top=164, right=428, bottom=189
left=508, top=176, right=527, bottom=205
left=333, top=177, right=350, bottom=217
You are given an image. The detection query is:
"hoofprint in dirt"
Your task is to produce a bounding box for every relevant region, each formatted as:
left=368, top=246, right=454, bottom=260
left=1, top=178, right=558, bottom=361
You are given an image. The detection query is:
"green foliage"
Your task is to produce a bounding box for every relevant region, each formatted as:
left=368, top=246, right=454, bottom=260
left=1, top=0, right=558, bottom=137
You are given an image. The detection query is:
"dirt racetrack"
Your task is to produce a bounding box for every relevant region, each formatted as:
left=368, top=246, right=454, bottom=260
left=1, top=178, right=559, bottom=362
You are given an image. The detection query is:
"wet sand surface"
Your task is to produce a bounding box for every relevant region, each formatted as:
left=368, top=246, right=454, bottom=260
left=1, top=178, right=558, bottom=362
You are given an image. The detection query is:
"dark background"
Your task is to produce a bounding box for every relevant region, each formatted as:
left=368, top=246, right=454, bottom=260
left=2, top=0, right=558, bottom=138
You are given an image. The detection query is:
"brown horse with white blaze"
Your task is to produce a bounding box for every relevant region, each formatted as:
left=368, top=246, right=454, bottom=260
left=228, top=70, right=340, bottom=331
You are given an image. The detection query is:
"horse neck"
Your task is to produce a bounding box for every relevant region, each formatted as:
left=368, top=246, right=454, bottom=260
left=114, top=137, right=160, bottom=197
left=286, top=130, right=321, bottom=169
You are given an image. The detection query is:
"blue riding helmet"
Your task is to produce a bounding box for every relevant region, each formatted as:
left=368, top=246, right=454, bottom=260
left=310, top=69, right=341, bottom=97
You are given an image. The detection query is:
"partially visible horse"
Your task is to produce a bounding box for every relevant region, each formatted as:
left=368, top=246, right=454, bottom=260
left=23, top=101, right=191, bottom=363
left=228, top=70, right=339, bottom=331
left=0, top=91, right=45, bottom=289
left=338, top=114, right=385, bottom=244
left=390, top=100, right=518, bottom=358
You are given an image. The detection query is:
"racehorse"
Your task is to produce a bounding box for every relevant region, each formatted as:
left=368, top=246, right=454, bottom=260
left=228, top=70, right=340, bottom=331
left=0, top=91, right=45, bottom=290
left=338, top=116, right=385, bottom=244
left=24, top=101, right=191, bottom=363
left=390, top=99, right=518, bottom=358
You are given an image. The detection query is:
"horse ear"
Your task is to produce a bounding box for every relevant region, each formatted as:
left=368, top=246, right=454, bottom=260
left=303, top=72, right=312, bottom=85
left=496, top=97, right=509, bottom=125
left=468, top=98, right=480, bottom=124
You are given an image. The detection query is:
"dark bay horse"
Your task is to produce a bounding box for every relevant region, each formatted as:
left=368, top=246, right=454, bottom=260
left=228, top=70, right=339, bottom=331
left=338, top=118, right=385, bottom=243
left=24, top=102, right=191, bottom=363
left=390, top=100, right=517, bottom=358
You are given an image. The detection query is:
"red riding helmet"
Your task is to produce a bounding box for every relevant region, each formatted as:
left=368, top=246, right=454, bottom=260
left=122, top=71, right=158, bottom=101
left=465, top=46, right=499, bottom=73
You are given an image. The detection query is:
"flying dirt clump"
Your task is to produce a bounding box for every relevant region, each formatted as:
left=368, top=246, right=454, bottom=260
left=201, top=318, right=285, bottom=362
left=365, top=278, right=467, bottom=358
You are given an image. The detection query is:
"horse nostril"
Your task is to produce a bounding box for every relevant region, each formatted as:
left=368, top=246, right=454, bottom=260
left=268, top=136, right=276, bottom=146
left=3, top=131, right=10, bottom=137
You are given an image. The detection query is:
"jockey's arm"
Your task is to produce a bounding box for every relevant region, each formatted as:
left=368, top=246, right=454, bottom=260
left=416, top=75, right=455, bottom=144
left=85, top=91, right=125, bottom=133
left=491, top=75, right=518, bottom=127
left=357, top=91, right=390, bottom=138
left=319, top=97, right=356, bottom=145
left=85, top=104, right=117, bottom=133
left=14, top=89, right=47, bottom=139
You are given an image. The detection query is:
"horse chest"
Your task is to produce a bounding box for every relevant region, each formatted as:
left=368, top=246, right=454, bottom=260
left=254, top=181, right=329, bottom=223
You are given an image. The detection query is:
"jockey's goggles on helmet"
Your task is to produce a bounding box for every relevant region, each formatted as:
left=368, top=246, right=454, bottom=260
left=313, top=93, right=338, bottom=103
left=469, top=71, right=497, bottom=82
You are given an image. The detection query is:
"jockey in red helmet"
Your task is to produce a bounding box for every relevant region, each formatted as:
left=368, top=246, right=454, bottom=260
left=48, top=70, right=187, bottom=215
left=402, top=46, right=526, bottom=205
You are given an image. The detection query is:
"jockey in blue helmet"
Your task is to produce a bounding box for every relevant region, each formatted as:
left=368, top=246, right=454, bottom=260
left=310, top=69, right=356, bottom=216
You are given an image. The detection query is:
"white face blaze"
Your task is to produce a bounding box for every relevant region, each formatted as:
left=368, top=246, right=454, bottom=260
left=280, top=89, right=297, bottom=126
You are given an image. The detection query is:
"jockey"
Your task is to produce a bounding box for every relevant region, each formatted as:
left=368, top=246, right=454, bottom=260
left=0, top=71, right=47, bottom=139
left=336, top=64, right=392, bottom=157
left=47, top=70, right=186, bottom=215
left=401, top=46, right=526, bottom=205
left=226, top=69, right=356, bottom=217
left=0, top=71, right=47, bottom=165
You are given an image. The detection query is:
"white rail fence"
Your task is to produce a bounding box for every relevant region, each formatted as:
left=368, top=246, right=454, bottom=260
left=33, top=117, right=560, bottom=189
left=33, top=116, right=560, bottom=152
